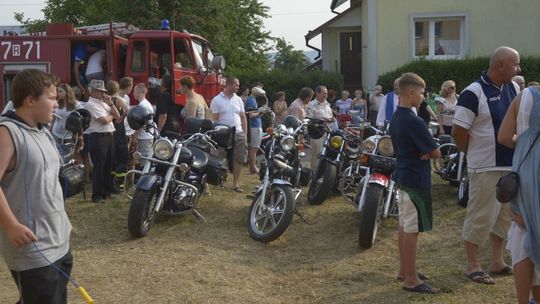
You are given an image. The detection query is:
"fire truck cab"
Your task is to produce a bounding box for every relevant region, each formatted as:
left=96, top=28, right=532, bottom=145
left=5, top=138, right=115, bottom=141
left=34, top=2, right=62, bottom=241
left=0, top=21, right=225, bottom=111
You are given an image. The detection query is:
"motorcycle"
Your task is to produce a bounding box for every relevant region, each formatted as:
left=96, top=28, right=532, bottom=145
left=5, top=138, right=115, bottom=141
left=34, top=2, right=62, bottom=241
left=125, top=106, right=232, bottom=238
left=247, top=115, right=311, bottom=243
left=306, top=117, right=341, bottom=205
left=355, top=122, right=398, bottom=249
left=337, top=126, right=366, bottom=204
left=433, top=134, right=468, bottom=207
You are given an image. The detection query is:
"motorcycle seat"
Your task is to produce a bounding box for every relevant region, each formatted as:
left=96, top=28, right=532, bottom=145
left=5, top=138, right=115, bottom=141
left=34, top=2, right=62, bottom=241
left=188, top=146, right=209, bottom=170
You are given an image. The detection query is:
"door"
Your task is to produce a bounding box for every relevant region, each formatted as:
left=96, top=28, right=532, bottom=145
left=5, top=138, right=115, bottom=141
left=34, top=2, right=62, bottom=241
left=340, top=31, right=362, bottom=92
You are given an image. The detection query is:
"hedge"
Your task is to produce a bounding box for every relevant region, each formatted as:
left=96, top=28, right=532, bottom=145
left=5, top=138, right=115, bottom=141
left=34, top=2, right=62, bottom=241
left=377, top=56, right=540, bottom=94
left=227, top=67, right=343, bottom=107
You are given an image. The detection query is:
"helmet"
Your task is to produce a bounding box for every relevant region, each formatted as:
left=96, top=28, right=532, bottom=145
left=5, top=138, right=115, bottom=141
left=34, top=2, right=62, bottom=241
left=307, top=123, right=324, bottom=140
left=283, top=115, right=302, bottom=130
left=127, top=105, right=153, bottom=130
left=65, top=108, right=91, bottom=133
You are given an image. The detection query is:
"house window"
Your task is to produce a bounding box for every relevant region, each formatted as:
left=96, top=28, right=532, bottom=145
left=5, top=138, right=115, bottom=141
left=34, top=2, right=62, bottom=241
left=412, top=15, right=466, bottom=59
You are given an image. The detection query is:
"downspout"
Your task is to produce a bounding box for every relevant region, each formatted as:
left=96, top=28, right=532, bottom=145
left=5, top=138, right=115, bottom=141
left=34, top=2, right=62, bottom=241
left=305, top=32, right=322, bottom=61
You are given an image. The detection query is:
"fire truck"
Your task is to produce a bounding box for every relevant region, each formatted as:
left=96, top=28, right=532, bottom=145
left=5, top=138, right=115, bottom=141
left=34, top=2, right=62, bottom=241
left=0, top=21, right=226, bottom=110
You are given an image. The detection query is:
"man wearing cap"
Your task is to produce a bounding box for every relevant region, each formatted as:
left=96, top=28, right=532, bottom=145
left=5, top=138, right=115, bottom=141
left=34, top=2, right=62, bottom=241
left=245, top=86, right=264, bottom=174
left=84, top=79, right=120, bottom=203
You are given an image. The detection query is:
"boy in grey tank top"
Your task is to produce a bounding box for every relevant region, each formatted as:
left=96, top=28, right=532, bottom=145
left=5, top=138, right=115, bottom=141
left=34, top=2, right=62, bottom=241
left=0, top=69, right=72, bottom=304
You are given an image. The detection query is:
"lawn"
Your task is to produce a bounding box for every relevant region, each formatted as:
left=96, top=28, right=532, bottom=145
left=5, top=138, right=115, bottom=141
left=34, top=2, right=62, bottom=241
left=0, top=169, right=516, bottom=303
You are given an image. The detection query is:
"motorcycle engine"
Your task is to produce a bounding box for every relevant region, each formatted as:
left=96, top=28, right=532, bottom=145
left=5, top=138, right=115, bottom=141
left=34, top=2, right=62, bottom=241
left=171, top=183, right=199, bottom=212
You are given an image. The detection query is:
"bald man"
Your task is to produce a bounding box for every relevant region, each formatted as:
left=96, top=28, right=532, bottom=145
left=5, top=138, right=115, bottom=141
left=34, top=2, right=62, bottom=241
left=452, top=46, right=521, bottom=285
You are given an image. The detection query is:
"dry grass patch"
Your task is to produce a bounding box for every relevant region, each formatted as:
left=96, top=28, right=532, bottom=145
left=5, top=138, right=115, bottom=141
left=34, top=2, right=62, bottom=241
left=0, top=170, right=516, bottom=303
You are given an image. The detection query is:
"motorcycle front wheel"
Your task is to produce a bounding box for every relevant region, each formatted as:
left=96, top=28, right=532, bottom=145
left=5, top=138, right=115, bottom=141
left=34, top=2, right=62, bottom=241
left=457, top=171, right=469, bottom=208
left=247, top=184, right=295, bottom=243
left=358, top=184, right=384, bottom=249
left=308, top=160, right=337, bottom=205
left=128, top=188, right=159, bottom=238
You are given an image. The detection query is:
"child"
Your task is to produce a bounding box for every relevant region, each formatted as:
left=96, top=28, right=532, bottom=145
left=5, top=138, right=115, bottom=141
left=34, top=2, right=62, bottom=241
left=389, top=72, right=440, bottom=294
left=0, top=69, right=73, bottom=303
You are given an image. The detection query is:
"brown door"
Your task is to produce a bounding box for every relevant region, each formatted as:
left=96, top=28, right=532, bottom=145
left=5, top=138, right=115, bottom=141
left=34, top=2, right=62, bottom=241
left=340, top=31, right=362, bottom=91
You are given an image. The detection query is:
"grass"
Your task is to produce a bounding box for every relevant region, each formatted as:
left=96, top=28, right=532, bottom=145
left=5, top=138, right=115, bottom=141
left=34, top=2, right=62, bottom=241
left=0, top=169, right=516, bottom=303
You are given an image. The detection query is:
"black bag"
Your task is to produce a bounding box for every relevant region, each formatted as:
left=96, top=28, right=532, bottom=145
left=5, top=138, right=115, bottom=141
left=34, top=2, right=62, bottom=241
left=59, top=163, right=86, bottom=198
left=496, top=132, right=540, bottom=203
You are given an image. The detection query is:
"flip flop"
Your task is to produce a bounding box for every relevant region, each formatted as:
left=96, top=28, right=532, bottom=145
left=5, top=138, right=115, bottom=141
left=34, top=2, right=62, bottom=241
left=397, top=272, right=429, bottom=281
left=233, top=187, right=244, bottom=193
left=402, top=282, right=438, bottom=294
left=467, top=271, right=495, bottom=284
left=490, top=265, right=513, bottom=276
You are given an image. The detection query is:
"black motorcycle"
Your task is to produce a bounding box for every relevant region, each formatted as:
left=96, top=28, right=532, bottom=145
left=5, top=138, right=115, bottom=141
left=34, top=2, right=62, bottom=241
left=307, top=117, right=344, bottom=205
left=125, top=106, right=232, bottom=238
left=247, top=115, right=310, bottom=243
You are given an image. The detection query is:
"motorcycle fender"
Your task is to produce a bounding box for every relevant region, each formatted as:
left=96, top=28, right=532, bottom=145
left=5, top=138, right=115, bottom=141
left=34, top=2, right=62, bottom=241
left=368, top=173, right=389, bottom=188
left=256, top=179, right=292, bottom=193
left=136, top=174, right=162, bottom=191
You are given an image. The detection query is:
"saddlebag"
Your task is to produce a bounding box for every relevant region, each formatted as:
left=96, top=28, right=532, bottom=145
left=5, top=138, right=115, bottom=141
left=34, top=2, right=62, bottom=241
left=59, top=163, right=86, bottom=198
left=206, top=155, right=228, bottom=186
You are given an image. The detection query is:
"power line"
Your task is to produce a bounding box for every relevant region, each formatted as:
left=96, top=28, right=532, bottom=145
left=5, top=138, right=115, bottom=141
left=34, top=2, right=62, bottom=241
left=270, top=10, right=331, bottom=16
left=0, top=3, right=44, bottom=5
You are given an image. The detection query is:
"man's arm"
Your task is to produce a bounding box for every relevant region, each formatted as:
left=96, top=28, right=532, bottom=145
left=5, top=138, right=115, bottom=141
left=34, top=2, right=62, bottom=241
left=452, top=125, right=469, bottom=154
left=0, top=127, right=37, bottom=248
left=157, top=114, right=167, bottom=132
left=240, top=112, right=247, bottom=134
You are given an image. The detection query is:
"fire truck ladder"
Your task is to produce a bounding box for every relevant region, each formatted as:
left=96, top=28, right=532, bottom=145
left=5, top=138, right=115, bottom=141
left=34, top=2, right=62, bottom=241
left=75, top=22, right=139, bottom=36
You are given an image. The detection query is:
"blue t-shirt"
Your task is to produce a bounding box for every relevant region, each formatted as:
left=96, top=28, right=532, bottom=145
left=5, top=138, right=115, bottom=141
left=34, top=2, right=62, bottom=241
left=72, top=43, right=87, bottom=62
left=389, top=107, right=438, bottom=189
left=245, top=96, right=262, bottom=128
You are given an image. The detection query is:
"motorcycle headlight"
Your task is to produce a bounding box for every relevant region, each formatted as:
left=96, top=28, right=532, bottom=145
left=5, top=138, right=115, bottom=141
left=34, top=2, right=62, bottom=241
left=362, top=138, right=376, bottom=153
left=377, top=136, right=394, bottom=157
left=153, top=138, right=174, bottom=160
left=280, top=135, right=295, bottom=152
left=330, top=136, right=344, bottom=149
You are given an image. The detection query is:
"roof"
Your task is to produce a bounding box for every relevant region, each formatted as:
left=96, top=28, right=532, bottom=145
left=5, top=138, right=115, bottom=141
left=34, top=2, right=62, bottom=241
left=305, top=2, right=361, bottom=41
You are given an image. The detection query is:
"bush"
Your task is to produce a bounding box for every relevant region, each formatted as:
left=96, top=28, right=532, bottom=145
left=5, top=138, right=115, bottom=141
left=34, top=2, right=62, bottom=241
left=377, top=56, right=540, bottom=94
left=227, top=67, right=343, bottom=107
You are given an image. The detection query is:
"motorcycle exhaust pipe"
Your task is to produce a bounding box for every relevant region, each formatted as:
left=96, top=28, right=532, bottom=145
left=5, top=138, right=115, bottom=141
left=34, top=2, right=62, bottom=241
left=273, top=158, right=294, bottom=176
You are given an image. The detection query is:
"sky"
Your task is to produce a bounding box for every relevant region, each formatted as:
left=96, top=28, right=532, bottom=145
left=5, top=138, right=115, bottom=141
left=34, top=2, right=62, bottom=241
left=0, top=0, right=343, bottom=51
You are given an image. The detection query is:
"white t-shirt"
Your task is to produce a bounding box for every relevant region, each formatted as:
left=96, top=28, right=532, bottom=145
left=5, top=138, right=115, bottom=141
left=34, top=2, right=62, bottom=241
left=210, top=92, right=245, bottom=133
left=137, top=99, right=155, bottom=140
left=85, top=50, right=105, bottom=76
left=52, top=102, right=82, bottom=139
left=120, top=93, right=135, bottom=136
left=84, top=97, right=115, bottom=134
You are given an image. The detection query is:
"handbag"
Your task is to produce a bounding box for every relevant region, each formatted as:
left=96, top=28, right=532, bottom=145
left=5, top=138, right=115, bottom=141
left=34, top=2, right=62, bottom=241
left=59, top=163, right=86, bottom=199
left=496, top=132, right=540, bottom=203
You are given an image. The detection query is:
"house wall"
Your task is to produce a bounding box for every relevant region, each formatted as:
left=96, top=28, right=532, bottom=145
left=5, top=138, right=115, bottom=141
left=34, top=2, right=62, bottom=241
left=375, top=0, right=540, bottom=77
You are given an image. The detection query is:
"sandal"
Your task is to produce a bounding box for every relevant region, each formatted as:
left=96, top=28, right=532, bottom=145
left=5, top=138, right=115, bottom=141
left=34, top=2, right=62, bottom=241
left=490, top=265, right=513, bottom=276
left=233, top=187, right=244, bottom=193
left=402, top=282, right=438, bottom=294
left=467, top=271, right=495, bottom=284
left=397, top=272, right=429, bottom=281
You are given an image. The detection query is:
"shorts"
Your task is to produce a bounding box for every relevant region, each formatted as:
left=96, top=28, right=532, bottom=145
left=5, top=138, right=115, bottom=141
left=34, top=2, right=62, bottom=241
left=234, top=132, right=247, bottom=163
left=249, top=127, right=262, bottom=148
left=397, top=186, right=433, bottom=233
left=463, top=171, right=512, bottom=245
left=506, top=222, right=540, bottom=286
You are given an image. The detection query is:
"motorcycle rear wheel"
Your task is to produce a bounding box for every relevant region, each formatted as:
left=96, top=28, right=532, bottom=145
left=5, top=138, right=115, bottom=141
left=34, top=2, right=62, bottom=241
left=358, top=184, right=384, bottom=249
left=308, top=160, right=337, bottom=205
left=247, top=184, right=295, bottom=243
left=128, top=188, right=158, bottom=238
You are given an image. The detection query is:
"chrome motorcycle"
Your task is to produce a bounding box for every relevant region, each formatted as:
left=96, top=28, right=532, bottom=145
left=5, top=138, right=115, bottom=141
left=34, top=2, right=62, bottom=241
left=125, top=106, right=231, bottom=238
left=355, top=122, right=398, bottom=249
left=247, top=115, right=310, bottom=243
left=433, top=134, right=468, bottom=207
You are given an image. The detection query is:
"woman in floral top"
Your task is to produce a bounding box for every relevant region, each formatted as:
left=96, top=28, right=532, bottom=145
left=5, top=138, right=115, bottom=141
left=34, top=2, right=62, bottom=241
left=272, top=91, right=288, bottom=125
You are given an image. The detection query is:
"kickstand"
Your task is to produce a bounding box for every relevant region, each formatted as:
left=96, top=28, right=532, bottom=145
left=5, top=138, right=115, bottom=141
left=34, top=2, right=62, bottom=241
left=294, top=208, right=310, bottom=224
left=83, top=187, right=86, bottom=200
left=192, top=209, right=208, bottom=223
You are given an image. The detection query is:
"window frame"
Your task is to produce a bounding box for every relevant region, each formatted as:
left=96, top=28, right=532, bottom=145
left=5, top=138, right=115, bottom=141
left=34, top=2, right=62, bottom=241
left=410, top=12, right=469, bottom=60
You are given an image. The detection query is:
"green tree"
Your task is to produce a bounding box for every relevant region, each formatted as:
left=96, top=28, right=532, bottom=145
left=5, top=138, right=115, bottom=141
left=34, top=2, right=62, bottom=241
left=15, top=0, right=271, bottom=70
left=272, top=38, right=310, bottom=71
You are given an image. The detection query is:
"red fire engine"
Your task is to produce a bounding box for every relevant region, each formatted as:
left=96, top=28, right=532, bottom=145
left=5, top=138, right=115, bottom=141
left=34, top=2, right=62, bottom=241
left=0, top=21, right=226, bottom=110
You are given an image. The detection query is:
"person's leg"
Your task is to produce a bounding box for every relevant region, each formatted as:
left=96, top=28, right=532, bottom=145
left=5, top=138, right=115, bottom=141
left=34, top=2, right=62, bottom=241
left=489, top=196, right=512, bottom=272
left=402, top=231, right=421, bottom=288
left=310, top=137, right=323, bottom=172
left=398, top=226, right=405, bottom=278
left=514, top=257, right=535, bottom=304
left=103, top=135, right=115, bottom=197
left=90, top=134, right=106, bottom=201
left=233, top=160, right=242, bottom=189
left=232, top=133, right=247, bottom=191
left=248, top=147, right=258, bottom=173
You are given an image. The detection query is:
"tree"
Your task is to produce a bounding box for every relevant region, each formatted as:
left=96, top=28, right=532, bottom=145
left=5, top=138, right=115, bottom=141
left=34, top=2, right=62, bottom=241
left=15, top=0, right=272, bottom=70
left=272, top=38, right=310, bottom=71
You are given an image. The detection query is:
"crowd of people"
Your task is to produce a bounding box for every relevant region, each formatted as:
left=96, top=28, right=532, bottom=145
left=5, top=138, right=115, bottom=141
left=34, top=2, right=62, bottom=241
left=0, top=44, right=539, bottom=303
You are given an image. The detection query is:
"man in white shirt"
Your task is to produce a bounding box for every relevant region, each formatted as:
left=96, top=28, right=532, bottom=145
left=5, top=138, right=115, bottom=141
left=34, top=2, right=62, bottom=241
left=133, top=83, right=155, bottom=168
left=84, top=79, right=120, bottom=203
left=210, top=76, right=247, bottom=193
left=306, top=85, right=335, bottom=172
left=369, top=85, right=384, bottom=121
left=85, top=49, right=106, bottom=83
left=376, top=79, right=399, bottom=127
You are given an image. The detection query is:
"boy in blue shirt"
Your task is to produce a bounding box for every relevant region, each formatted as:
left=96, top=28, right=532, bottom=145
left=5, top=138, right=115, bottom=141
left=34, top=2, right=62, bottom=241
left=389, top=73, right=440, bottom=294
